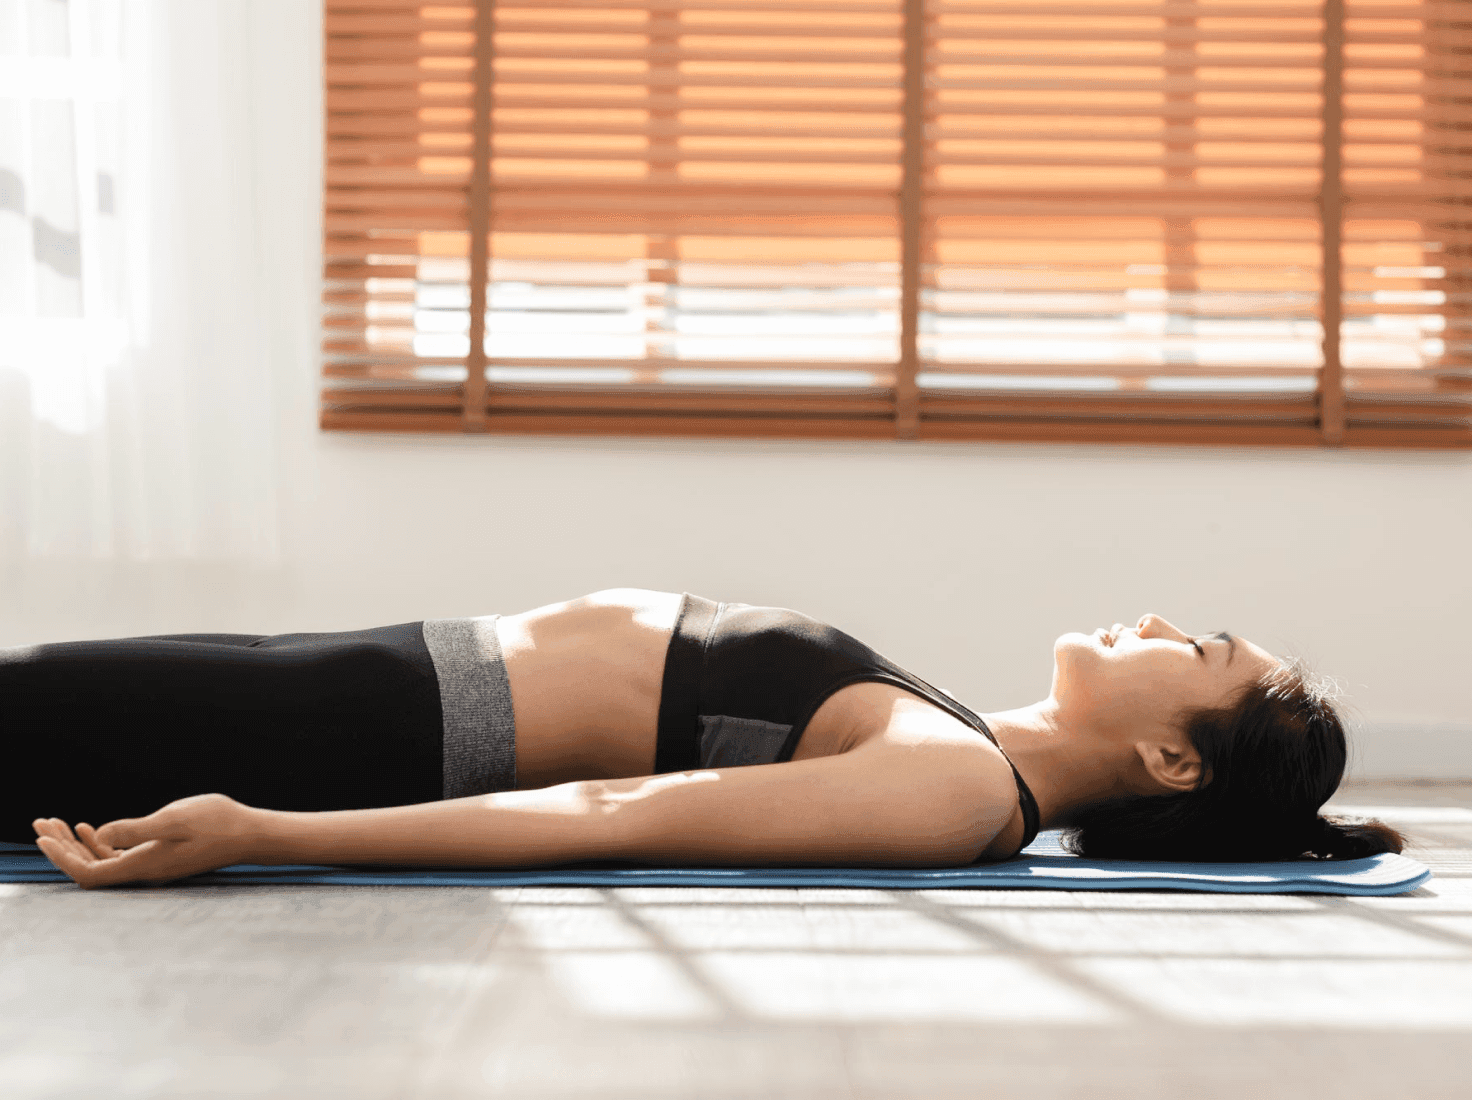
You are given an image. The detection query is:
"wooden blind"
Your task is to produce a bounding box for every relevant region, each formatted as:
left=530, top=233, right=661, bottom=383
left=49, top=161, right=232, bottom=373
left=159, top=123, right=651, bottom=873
left=322, top=0, right=1472, bottom=447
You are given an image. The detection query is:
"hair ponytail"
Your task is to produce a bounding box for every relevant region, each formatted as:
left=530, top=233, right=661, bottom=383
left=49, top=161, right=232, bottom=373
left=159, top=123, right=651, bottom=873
left=1302, top=815, right=1406, bottom=861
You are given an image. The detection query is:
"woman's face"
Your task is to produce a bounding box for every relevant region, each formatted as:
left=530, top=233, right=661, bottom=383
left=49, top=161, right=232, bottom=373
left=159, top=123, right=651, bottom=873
left=1052, top=614, right=1279, bottom=737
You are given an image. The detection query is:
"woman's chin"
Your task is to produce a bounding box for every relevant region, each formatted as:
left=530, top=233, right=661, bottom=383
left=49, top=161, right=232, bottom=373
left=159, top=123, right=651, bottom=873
left=1053, top=632, right=1106, bottom=689
left=1055, top=630, right=1100, bottom=656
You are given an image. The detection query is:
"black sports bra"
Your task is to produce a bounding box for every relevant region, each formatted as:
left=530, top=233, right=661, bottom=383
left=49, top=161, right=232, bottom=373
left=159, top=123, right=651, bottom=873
left=654, top=593, right=1041, bottom=855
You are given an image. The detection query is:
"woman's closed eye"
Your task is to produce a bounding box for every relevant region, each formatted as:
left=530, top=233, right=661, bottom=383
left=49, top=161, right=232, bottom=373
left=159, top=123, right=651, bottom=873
left=1189, top=637, right=1206, bottom=658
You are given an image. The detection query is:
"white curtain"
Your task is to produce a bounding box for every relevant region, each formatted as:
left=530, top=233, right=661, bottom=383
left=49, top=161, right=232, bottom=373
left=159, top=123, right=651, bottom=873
left=0, top=0, right=287, bottom=562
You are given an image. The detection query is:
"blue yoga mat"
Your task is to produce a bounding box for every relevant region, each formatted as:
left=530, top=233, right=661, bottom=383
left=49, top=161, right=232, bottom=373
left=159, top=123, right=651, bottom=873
left=0, top=832, right=1431, bottom=895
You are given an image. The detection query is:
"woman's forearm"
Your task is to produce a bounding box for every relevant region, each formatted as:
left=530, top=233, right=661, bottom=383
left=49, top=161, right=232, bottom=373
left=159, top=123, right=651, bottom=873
left=248, top=782, right=623, bottom=868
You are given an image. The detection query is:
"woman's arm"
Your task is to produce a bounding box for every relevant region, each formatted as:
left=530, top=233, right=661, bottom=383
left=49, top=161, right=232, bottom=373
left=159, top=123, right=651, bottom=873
left=592, top=736, right=1017, bottom=867
left=35, top=729, right=1020, bottom=888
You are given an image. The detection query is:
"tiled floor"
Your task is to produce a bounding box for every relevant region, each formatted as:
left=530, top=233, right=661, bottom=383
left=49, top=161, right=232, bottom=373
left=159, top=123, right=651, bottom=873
left=1, top=780, right=1469, bottom=1099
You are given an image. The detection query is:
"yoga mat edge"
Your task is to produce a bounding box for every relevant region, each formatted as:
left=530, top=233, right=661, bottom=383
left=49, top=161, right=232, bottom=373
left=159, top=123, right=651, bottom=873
left=0, top=849, right=1432, bottom=895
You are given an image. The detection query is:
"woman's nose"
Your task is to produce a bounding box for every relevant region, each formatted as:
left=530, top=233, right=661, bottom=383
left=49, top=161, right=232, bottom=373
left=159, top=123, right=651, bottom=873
left=1137, top=614, right=1187, bottom=641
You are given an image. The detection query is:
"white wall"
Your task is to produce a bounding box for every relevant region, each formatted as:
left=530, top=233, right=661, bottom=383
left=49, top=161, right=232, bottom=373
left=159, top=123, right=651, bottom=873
left=2, top=0, right=1468, bottom=778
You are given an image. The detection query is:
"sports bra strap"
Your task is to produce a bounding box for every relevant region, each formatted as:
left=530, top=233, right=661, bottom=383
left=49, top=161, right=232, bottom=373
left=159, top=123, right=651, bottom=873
left=974, top=718, right=1042, bottom=853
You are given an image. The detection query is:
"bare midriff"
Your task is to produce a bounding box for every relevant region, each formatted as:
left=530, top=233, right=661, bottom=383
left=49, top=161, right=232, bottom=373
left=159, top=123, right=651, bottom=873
left=495, top=588, right=905, bottom=789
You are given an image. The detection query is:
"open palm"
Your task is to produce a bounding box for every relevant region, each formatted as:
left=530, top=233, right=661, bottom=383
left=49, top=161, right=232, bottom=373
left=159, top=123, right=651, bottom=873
left=32, top=793, right=256, bottom=889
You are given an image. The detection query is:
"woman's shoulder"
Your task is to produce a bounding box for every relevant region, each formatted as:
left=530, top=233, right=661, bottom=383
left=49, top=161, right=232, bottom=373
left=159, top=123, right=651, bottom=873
left=835, top=685, right=1026, bottom=848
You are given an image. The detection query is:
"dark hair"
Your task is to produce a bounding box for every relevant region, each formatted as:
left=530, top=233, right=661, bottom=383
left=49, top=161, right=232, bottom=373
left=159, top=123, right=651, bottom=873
left=1062, top=660, right=1407, bottom=862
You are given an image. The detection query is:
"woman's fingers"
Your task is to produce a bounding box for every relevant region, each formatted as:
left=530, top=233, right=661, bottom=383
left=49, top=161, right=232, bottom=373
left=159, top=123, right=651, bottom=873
left=34, top=833, right=99, bottom=887
left=31, top=817, right=69, bottom=844
left=75, top=822, right=118, bottom=859
left=33, top=818, right=91, bottom=864
left=35, top=831, right=167, bottom=889
left=33, top=815, right=158, bottom=860
left=32, top=817, right=139, bottom=889
left=33, top=818, right=109, bottom=887
left=95, top=815, right=151, bottom=850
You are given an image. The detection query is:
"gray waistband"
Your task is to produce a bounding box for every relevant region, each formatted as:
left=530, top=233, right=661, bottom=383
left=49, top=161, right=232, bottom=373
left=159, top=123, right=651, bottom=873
left=421, top=616, right=517, bottom=799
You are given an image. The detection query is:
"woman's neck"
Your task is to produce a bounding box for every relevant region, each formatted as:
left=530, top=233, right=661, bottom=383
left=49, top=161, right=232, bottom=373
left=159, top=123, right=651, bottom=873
left=979, top=701, right=1136, bottom=830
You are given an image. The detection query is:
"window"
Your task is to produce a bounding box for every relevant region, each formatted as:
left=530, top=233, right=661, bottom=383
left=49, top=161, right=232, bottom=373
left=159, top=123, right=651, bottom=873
left=322, top=0, right=1472, bottom=446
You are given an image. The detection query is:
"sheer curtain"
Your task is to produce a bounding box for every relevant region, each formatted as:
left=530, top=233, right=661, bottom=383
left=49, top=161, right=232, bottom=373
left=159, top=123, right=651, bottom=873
left=0, top=0, right=288, bottom=562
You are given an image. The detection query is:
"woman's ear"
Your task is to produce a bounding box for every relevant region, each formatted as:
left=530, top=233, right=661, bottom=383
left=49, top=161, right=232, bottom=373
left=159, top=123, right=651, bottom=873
left=1133, top=740, right=1203, bottom=794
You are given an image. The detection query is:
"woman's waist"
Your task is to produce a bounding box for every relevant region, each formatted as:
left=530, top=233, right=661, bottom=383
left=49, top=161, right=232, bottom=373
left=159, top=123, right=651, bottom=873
left=494, top=593, right=681, bottom=785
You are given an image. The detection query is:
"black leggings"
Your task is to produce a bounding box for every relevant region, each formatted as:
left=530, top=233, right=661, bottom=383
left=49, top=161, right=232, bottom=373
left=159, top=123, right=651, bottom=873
left=1, top=622, right=444, bottom=844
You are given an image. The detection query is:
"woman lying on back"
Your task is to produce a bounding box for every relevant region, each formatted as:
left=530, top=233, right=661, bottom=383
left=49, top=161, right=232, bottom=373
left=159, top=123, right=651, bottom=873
left=11, top=589, right=1403, bottom=888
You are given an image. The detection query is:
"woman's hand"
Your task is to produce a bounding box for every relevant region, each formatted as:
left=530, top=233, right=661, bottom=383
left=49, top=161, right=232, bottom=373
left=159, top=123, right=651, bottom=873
left=32, top=793, right=259, bottom=889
